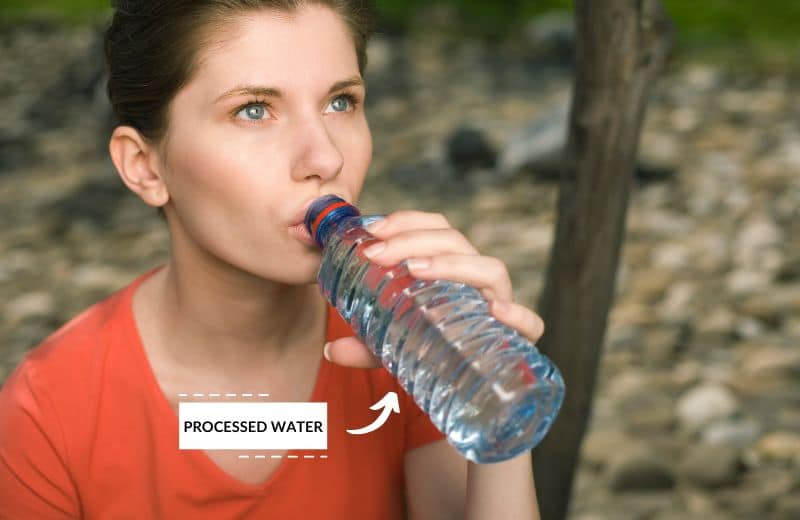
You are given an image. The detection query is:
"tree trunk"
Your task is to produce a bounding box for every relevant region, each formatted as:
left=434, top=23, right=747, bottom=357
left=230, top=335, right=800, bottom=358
left=532, top=2, right=673, bottom=519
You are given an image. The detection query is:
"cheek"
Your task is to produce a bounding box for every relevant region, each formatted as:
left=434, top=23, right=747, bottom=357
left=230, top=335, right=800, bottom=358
left=165, top=129, right=271, bottom=214
left=341, top=119, right=372, bottom=182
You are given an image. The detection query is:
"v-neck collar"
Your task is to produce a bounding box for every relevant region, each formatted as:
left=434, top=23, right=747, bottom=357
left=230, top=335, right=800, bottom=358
left=123, top=265, right=332, bottom=495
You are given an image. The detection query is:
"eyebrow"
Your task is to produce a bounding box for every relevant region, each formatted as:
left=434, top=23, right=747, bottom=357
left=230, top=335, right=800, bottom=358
left=214, top=76, right=365, bottom=103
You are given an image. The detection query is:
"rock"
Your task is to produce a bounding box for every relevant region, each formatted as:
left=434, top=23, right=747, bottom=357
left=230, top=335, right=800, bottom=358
left=637, top=132, right=680, bottom=182
left=775, top=255, right=800, bottom=282
left=679, top=444, right=744, bottom=489
left=581, top=429, right=632, bottom=471
left=607, top=445, right=675, bottom=492
left=387, top=160, right=454, bottom=188
left=521, top=11, right=575, bottom=63
left=695, top=306, right=736, bottom=337
left=652, top=242, right=691, bottom=270
left=626, top=406, right=676, bottom=435
left=775, top=494, right=800, bottom=519
left=737, top=284, right=800, bottom=325
left=702, top=419, right=761, bottom=447
left=496, top=102, right=568, bottom=180
left=756, top=431, right=800, bottom=464
left=5, top=291, right=55, bottom=325
left=445, top=126, right=497, bottom=172
left=714, top=486, right=776, bottom=517
left=733, top=215, right=782, bottom=269
left=365, top=35, right=393, bottom=75
left=734, top=316, right=766, bottom=340
left=676, top=383, right=739, bottom=432
left=738, top=345, right=800, bottom=379
left=725, top=269, right=773, bottom=295
left=71, top=265, right=131, bottom=292
left=627, top=269, right=673, bottom=303
left=642, top=324, right=689, bottom=364
left=658, top=281, right=696, bottom=321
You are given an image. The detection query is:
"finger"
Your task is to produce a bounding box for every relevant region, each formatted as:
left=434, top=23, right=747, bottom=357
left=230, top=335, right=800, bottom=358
left=324, top=337, right=383, bottom=369
left=364, top=210, right=452, bottom=237
left=362, top=228, right=479, bottom=264
left=489, top=300, right=546, bottom=343
left=402, top=253, right=514, bottom=302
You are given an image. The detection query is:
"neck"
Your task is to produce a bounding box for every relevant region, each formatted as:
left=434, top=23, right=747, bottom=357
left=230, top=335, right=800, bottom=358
left=150, top=259, right=326, bottom=371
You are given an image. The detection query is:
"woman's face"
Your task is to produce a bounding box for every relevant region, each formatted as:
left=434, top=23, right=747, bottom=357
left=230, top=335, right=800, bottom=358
left=158, top=5, right=372, bottom=285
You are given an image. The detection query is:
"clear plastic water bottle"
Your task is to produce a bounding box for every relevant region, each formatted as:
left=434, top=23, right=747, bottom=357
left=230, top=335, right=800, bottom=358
left=304, top=194, right=565, bottom=463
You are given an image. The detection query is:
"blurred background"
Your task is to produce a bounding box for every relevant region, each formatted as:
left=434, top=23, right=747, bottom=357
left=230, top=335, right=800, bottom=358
left=1, top=1, right=798, bottom=518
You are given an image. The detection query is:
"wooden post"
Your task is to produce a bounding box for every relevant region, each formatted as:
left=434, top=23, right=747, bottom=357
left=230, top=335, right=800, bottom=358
left=533, top=2, right=673, bottom=519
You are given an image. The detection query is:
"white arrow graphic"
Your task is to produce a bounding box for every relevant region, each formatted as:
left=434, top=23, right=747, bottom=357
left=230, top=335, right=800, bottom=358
left=346, top=391, right=400, bottom=435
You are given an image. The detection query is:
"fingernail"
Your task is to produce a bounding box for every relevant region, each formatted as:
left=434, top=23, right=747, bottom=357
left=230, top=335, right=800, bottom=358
left=323, top=342, right=332, bottom=361
left=363, top=242, right=386, bottom=258
left=366, top=219, right=387, bottom=234
left=406, top=258, right=430, bottom=270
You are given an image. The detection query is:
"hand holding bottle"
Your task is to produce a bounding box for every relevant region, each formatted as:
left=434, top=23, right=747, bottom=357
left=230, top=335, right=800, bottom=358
left=322, top=210, right=546, bottom=369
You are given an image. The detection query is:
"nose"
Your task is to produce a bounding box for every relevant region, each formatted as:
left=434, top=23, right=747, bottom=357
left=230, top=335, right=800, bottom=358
left=290, top=116, right=344, bottom=183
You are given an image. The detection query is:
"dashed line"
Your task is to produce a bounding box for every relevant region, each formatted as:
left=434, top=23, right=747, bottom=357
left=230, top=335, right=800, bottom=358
left=179, top=393, right=272, bottom=398
left=237, top=454, right=328, bottom=459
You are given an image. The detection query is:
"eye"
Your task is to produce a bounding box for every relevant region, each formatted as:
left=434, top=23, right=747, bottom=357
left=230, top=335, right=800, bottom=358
left=234, top=102, right=269, bottom=122
left=325, top=92, right=360, bottom=114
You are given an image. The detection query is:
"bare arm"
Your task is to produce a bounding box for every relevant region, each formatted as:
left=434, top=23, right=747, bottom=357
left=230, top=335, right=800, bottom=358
left=466, top=452, right=540, bottom=520
left=405, top=440, right=540, bottom=520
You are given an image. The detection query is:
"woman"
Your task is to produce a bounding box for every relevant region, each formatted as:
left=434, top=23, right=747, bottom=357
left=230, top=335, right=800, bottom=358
left=0, top=1, right=545, bottom=518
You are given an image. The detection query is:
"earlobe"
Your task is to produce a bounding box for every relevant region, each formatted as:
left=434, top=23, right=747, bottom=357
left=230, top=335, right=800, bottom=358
left=108, top=126, right=170, bottom=208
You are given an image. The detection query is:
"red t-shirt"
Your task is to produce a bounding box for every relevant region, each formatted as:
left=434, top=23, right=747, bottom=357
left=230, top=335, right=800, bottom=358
left=0, top=266, right=445, bottom=519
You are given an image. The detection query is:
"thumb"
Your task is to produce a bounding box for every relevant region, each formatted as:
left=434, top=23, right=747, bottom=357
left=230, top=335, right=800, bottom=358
left=324, top=337, right=383, bottom=369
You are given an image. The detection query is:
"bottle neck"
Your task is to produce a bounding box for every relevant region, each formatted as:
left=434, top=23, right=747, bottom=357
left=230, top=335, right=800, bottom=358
left=304, top=195, right=361, bottom=248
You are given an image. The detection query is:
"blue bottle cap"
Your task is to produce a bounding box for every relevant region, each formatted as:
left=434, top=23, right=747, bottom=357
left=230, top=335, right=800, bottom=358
left=304, top=195, right=361, bottom=248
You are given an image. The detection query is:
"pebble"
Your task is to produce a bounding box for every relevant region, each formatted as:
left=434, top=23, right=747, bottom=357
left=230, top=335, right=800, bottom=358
left=4, top=291, right=55, bottom=325
left=738, top=345, right=800, bottom=379
left=675, top=383, right=739, bottom=432
left=607, top=446, right=676, bottom=492
left=679, top=444, right=744, bottom=489
left=755, top=431, right=800, bottom=464
left=702, top=419, right=761, bottom=447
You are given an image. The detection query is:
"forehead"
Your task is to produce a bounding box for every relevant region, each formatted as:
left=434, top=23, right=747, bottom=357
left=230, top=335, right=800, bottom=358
left=191, top=6, right=359, bottom=95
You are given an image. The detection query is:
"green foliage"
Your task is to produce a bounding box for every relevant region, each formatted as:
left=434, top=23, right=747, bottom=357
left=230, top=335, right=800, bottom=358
left=0, top=0, right=110, bottom=25
left=1, top=0, right=797, bottom=52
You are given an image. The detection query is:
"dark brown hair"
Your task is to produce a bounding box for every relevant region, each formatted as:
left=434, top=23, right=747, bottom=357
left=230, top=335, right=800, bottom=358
left=103, top=0, right=377, bottom=219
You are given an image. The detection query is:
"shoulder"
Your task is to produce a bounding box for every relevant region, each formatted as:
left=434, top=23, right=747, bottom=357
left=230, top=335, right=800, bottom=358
left=8, top=285, right=124, bottom=391
left=0, top=272, right=145, bottom=439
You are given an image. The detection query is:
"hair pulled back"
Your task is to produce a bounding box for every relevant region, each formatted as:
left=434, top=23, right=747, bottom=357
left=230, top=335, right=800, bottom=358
left=105, top=0, right=376, bottom=143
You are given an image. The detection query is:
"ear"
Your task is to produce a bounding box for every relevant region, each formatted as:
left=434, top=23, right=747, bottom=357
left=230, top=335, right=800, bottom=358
left=108, top=126, right=170, bottom=208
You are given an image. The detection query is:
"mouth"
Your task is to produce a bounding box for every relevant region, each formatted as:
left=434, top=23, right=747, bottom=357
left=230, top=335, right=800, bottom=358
left=287, top=194, right=349, bottom=247
left=287, top=221, right=317, bottom=247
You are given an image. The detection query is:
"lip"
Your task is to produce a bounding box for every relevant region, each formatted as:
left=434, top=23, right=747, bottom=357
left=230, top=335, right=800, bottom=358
left=286, top=193, right=350, bottom=247
left=287, top=222, right=318, bottom=247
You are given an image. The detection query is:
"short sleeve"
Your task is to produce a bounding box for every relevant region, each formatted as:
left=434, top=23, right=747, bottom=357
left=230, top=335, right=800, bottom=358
left=0, top=361, right=81, bottom=519
left=402, top=387, right=446, bottom=453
